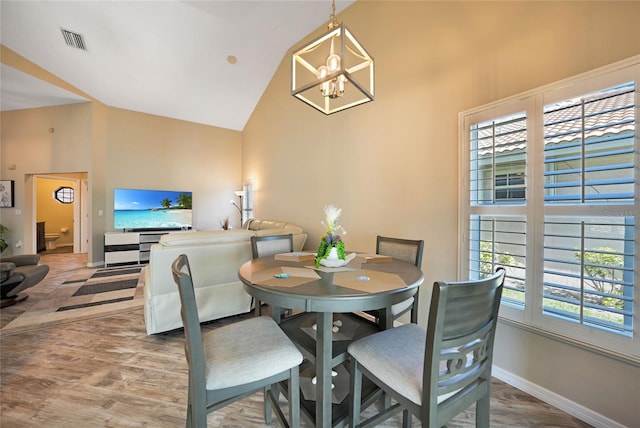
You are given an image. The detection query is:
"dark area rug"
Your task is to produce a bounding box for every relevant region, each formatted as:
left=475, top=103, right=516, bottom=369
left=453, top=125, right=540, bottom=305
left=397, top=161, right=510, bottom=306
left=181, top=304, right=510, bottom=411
left=90, top=267, right=144, bottom=278
left=57, top=297, right=135, bottom=312
left=1, top=265, right=145, bottom=335
left=57, top=266, right=143, bottom=310
left=62, top=266, right=143, bottom=284
left=72, top=278, right=139, bottom=297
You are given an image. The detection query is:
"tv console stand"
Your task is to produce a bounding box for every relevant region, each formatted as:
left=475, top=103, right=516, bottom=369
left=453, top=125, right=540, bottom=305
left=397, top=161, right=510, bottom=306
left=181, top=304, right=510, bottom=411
left=104, top=230, right=184, bottom=267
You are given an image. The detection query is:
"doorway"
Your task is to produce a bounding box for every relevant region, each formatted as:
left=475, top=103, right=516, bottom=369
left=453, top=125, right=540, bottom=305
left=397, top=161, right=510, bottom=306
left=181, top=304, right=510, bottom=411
left=31, top=173, right=88, bottom=254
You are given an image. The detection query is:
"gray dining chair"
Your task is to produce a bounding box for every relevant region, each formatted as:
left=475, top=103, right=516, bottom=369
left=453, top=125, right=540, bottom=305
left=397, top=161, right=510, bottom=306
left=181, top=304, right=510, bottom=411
left=250, top=234, right=294, bottom=317
left=366, top=236, right=424, bottom=326
left=171, top=254, right=303, bottom=428
left=348, top=268, right=505, bottom=428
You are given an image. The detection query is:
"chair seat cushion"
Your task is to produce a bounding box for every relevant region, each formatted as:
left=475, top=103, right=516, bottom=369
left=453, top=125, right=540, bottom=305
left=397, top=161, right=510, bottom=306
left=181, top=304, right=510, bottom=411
left=348, top=323, right=426, bottom=405
left=203, top=316, right=303, bottom=389
left=349, top=323, right=461, bottom=406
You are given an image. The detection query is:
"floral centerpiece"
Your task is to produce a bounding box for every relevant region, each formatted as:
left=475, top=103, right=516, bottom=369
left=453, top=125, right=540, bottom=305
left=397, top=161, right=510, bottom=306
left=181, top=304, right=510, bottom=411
left=315, top=205, right=348, bottom=268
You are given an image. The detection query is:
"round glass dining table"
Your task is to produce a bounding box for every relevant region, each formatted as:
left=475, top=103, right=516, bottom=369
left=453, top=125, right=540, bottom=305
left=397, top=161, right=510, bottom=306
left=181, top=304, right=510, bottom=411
left=238, top=253, right=424, bottom=427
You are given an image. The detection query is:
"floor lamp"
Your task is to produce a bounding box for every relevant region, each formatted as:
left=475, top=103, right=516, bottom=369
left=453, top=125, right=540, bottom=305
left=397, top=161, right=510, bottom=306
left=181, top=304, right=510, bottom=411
left=231, top=190, right=244, bottom=226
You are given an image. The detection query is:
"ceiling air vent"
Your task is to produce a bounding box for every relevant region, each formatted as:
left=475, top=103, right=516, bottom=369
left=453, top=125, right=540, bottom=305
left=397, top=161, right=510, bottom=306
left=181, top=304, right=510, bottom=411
left=61, top=28, right=87, bottom=51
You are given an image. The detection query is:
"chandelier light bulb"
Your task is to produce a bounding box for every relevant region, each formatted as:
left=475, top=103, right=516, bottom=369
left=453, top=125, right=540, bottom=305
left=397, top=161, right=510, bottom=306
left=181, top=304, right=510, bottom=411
left=327, top=54, right=341, bottom=72
left=326, top=37, right=341, bottom=72
left=317, top=65, right=330, bottom=96
left=317, top=65, right=328, bottom=79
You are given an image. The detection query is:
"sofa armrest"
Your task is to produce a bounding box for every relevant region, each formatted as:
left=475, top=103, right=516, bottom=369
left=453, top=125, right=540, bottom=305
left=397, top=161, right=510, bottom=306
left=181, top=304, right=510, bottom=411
left=0, top=255, right=40, bottom=267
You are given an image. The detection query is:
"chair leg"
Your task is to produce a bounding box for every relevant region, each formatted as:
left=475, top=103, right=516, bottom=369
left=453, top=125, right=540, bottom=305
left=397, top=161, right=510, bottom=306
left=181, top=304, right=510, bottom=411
left=476, top=392, right=490, bottom=428
left=264, top=385, right=273, bottom=424
left=350, top=358, right=363, bottom=427
left=185, top=382, right=196, bottom=428
left=410, top=290, right=419, bottom=324
left=190, top=388, right=207, bottom=428
left=185, top=402, right=192, bottom=428
left=402, top=409, right=411, bottom=428
left=289, top=367, right=300, bottom=427
left=382, top=390, right=391, bottom=412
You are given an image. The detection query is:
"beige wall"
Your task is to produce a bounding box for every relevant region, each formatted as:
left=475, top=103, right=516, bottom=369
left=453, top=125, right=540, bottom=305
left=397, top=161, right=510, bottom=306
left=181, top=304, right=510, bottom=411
left=243, top=1, right=640, bottom=426
left=104, top=107, right=243, bottom=232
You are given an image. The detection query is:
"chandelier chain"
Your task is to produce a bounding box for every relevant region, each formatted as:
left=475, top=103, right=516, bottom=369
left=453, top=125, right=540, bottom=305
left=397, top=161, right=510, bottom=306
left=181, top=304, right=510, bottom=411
left=328, top=0, right=338, bottom=29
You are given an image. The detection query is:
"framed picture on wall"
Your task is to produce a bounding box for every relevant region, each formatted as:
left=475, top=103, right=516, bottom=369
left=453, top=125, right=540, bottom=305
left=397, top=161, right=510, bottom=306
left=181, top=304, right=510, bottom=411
left=0, top=180, right=15, bottom=208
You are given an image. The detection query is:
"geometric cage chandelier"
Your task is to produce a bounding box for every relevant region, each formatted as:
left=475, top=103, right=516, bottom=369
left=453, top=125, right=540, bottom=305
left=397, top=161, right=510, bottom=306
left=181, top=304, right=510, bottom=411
left=291, top=0, right=374, bottom=115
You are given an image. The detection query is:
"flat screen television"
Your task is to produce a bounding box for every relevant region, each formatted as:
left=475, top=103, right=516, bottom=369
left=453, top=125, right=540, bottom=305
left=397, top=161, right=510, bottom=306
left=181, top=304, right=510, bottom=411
left=114, top=188, right=192, bottom=231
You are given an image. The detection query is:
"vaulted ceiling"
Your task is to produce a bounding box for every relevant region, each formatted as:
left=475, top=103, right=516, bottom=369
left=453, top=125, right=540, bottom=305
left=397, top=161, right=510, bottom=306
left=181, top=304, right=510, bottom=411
left=0, top=1, right=354, bottom=131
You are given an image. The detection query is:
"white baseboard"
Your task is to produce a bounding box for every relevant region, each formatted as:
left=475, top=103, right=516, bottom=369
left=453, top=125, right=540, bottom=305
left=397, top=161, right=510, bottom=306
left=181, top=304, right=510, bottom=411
left=492, top=366, right=626, bottom=428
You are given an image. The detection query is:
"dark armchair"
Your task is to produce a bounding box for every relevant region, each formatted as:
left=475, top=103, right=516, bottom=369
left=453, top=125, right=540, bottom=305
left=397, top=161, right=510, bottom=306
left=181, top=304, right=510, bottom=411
left=1, top=254, right=49, bottom=307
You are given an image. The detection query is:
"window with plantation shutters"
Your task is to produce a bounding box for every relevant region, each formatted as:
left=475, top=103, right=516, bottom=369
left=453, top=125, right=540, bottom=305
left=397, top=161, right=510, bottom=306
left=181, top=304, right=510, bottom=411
left=543, top=84, right=635, bottom=204
left=460, top=58, right=639, bottom=357
left=468, top=215, right=527, bottom=306
left=542, top=83, right=635, bottom=337
left=470, top=112, right=527, bottom=205
left=468, top=111, right=528, bottom=306
left=543, top=216, right=634, bottom=335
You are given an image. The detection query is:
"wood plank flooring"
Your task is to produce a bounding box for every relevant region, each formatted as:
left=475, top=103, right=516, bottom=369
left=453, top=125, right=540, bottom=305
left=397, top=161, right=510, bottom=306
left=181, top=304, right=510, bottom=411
left=0, top=252, right=592, bottom=427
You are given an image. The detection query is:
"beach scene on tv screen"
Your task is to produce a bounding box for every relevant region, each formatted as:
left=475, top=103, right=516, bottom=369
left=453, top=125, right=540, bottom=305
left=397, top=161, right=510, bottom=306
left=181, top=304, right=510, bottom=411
left=114, top=188, right=192, bottom=229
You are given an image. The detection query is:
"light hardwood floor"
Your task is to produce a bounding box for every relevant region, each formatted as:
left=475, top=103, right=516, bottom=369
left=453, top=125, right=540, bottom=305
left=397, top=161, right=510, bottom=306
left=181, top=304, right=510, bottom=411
left=0, top=252, right=592, bottom=427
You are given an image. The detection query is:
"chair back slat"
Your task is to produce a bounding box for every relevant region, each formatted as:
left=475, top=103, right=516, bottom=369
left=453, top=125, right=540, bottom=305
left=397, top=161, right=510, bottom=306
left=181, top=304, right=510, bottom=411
left=424, top=268, right=505, bottom=424
left=376, top=235, right=424, bottom=267
left=440, top=280, right=502, bottom=339
left=251, top=234, right=294, bottom=259
left=437, top=324, right=493, bottom=395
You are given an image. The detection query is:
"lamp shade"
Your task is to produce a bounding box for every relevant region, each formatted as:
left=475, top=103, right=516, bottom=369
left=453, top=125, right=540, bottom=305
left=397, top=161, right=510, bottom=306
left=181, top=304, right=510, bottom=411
left=291, top=22, right=374, bottom=115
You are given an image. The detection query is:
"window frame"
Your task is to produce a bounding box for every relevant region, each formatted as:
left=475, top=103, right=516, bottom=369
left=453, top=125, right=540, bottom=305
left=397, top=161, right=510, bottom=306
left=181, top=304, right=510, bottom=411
left=458, top=56, right=640, bottom=359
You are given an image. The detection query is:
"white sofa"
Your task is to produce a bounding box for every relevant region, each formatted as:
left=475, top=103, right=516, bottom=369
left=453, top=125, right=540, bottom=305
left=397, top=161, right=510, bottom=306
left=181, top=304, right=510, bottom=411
left=143, top=221, right=307, bottom=334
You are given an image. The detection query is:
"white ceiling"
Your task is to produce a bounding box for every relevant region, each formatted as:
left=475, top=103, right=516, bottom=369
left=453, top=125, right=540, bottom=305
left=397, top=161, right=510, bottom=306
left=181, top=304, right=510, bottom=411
left=0, top=0, right=354, bottom=131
